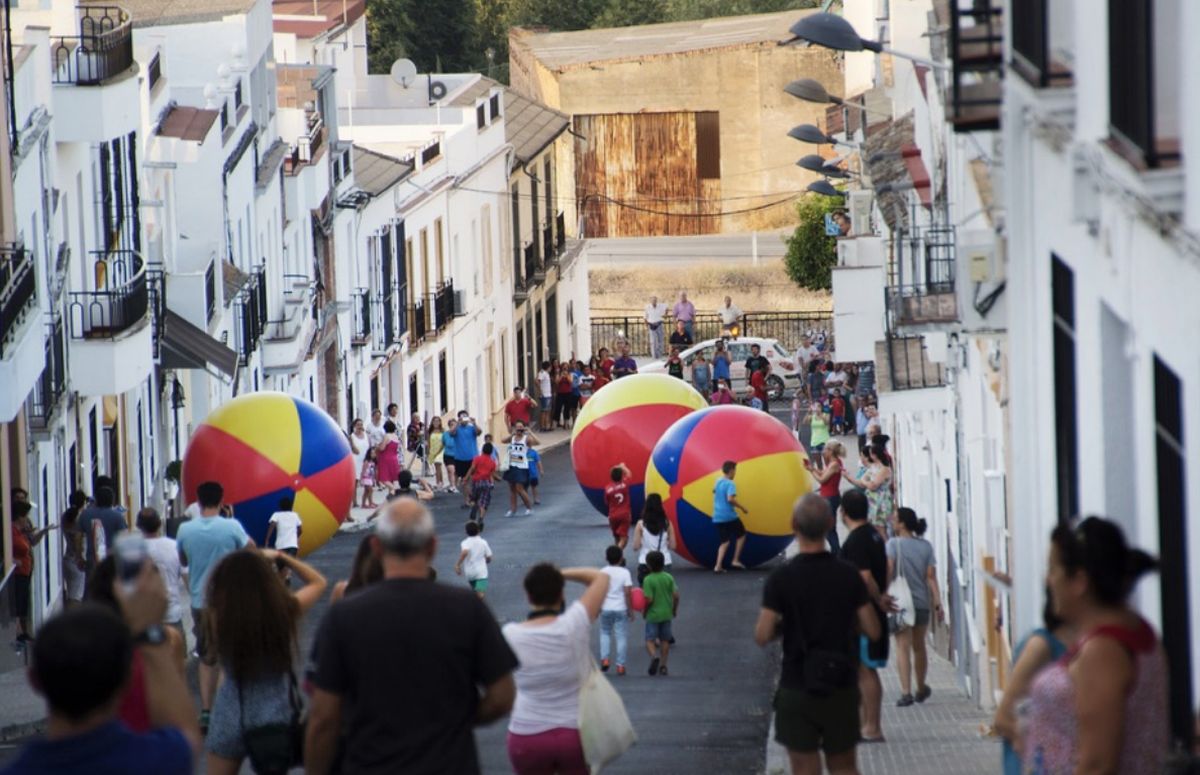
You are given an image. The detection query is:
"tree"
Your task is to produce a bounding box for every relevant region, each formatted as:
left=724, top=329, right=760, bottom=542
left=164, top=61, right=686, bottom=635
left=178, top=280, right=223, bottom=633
left=367, top=0, right=480, bottom=74
left=783, top=194, right=841, bottom=290
left=594, top=0, right=667, bottom=28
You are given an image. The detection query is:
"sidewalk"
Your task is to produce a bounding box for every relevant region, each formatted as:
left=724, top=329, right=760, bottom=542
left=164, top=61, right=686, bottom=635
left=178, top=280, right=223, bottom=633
left=764, top=648, right=996, bottom=774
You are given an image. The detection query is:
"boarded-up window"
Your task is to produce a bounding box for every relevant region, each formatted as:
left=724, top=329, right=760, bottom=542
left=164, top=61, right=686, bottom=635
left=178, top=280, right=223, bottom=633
left=695, top=112, right=720, bottom=180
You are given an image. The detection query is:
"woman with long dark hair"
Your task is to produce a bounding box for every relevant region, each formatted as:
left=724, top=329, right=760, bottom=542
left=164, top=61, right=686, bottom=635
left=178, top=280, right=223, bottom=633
left=886, top=508, right=941, bottom=707
left=804, top=440, right=845, bottom=553
left=375, top=421, right=403, bottom=498
left=844, top=438, right=893, bottom=538
left=330, top=535, right=385, bottom=604
left=1021, top=517, right=1166, bottom=774
left=205, top=549, right=326, bottom=775
left=632, top=494, right=676, bottom=586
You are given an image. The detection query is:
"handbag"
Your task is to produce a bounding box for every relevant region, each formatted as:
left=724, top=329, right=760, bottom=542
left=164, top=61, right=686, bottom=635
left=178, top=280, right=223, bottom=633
left=239, top=671, right=305, bottom=775
left=887, top=539, right=917, bottom=633
left=578, top=656, right=636, bottom=773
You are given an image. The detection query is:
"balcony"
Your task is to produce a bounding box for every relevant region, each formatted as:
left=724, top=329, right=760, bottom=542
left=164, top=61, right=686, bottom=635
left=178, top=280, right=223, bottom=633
left=524, top=243, right=544, bottom=287
left=876, top=335, right=946, bottom=392
left=1107, top=0, right=1179, bottom=173
left=351, top=288, right=371, bottom=347
left=0, top=246, right=37, bottom=359
left=370, top=293, right=405, bottom=354
left=885, top=224, right=960, bottom=330
left=50, top=6, right=139, bottom=143
left=944, top=0, right=1003, bottom=132
left=556, top=211, right=567, bottom=253
left=234, top=268, right=267, bottom=367
left=284, top=112, right=326, bottom=175
left=0, top=245, right=45, bottom=421
left=431, top=281, right=456, bottom=332
left=409, top=301, right=427, bottom=343
left=1011, top=0, right=1073, bottom=89
left=67, top=249, right=153, bottom=396
left=28, top=316, right=67, bottom=431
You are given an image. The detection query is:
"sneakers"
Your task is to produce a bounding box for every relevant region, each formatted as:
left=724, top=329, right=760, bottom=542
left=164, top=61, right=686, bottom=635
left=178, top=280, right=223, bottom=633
left=648, top=657, right=660, bottom=676
left=601, top=659, right=610, bottom=672
left=522, top=508, right=533, bottom=516
left=616, top=665, right=626, bottom=676
left=916, top=685, right=932, bottom=703
left=896, top=694, right=915, bottom=707
left=504, top=510, right=514, bottom=517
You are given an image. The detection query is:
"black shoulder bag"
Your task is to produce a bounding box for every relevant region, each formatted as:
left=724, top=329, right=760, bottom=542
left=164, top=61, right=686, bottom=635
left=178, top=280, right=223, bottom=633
left=794, top=605, right=857, bottom=697
left=239, top=671, right=305, bottom=775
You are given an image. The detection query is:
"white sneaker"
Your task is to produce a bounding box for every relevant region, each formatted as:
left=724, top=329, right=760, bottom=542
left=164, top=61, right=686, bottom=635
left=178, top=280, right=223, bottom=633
left=504, top=510, right=514, bottom=517
left=450, top=486, right=459, bottom=493
left=523, top=508, right=533, bottom=516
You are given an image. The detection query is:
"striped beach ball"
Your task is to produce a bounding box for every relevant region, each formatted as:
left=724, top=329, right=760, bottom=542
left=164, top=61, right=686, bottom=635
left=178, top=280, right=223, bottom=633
left=570, top=373, right=708, bottom=518
left=182, top=392, right=354, bottom=556
left=645, top=405, right=817, bottom=568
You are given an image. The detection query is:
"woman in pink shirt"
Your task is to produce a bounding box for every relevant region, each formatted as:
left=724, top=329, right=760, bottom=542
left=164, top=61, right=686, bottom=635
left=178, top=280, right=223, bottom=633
left=1021, top=517, right=1167, bottom=774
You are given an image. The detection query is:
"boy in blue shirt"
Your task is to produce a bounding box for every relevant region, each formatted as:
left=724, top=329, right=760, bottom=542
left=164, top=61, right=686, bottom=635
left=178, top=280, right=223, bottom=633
left=527, top=447, right=544, bottom=505
left=712, top=460, right=749, bottom=573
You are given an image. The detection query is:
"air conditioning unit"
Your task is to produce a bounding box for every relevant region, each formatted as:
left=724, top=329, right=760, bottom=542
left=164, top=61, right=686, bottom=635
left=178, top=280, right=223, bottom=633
left=453, top=289, right=466, bottom=316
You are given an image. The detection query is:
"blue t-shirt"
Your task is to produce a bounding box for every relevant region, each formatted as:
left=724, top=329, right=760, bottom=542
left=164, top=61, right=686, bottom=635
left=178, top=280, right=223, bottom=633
left=452, top=423, right=481, bottom=460
left=176, top=515, right=250, bottom=607
left=712, top=354, right=731, bottom=381
left=441, top=431, right=456, bottom=459
left=713, top=478, right=738, bottom=523
left=0, top=720, right=192, bottom=775
left=528, top=448, right=541, bottom=480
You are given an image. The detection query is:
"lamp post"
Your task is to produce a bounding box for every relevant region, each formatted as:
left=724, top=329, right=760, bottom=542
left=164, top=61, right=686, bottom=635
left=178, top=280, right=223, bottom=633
left=797, top=154, right=856, bottom=180
left=170, top=376, right=185, bottom=463
left=806, top=180, right=845, bottom=197
left=784, top=12, right=950, bottom=71
left=789, top=123, right=861, bottom=148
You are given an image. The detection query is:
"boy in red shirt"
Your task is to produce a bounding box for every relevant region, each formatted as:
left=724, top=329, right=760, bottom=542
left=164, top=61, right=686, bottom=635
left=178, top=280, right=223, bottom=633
left=604, top=463, right=633, bottom=550
left=749, top=365, right=769, bottom=412
left=464, top=442, right=500, bottom=527
left=830, top=390, right=846, bottom=435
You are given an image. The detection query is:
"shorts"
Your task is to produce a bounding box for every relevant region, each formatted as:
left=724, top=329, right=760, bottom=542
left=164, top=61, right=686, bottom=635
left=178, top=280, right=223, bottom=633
left=608, top=514, right=631, bottom=539
left=471, top=479, right=494, bottom=511
left=281, top=546, right=298, bottom=557
left=860, top=633, right=889, bottom=669
left=715, top=518, right=747, bottom=544
left=454, top=459, right=472, bottom=479
left=810, top=443, right=825, bottom=458
left=539, top=396, right=552, bottom=410
left=529, top=478, right=539, bottom=488
left=443, top=454, right=456, bottom=467
left=469, top=578, right=489, bottom=592
left=10, top=573, right=31, bottom=618
left=772, top=685, right=860, bottom=755
left=504, top=467, right=530, bottom=485
left=645, top=620, right=674, bottom=642
left=913, top=608, right=931, bottom=627
left=192, top=607, right=217, bottom=665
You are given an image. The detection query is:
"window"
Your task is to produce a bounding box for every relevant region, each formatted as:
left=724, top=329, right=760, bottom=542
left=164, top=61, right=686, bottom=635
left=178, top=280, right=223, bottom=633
left=434, top=218, right=444, bottom=287
left=1108, top=0, right=1180, bottom=168
left=438, top=351, right=448, bottom=413
left=482, top=204, right=494, bottom=295
left=234, top=78, right=243, bottom=109
left=490, top=93, right=501, bottom=122
left=408, top=373, right=418, bottom=417
left=476, top=103, right=486, bottom=130
left=147, top=52, right=162, bottom=92
left=1154, top=356, right=1191, bottom=749
left=695, top=112, right=721, bottom=180
left=511, top=184, right=521, bottom=283
left=1051, top=255, right=1078, bottom=523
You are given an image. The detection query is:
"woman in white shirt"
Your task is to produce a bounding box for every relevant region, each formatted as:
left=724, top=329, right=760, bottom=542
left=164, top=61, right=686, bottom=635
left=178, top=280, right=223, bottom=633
left=632, top=494, right=676, bottom=585
left=348, top=418, right=369, bottom=507
left=502, top=564, right=609, bottom=775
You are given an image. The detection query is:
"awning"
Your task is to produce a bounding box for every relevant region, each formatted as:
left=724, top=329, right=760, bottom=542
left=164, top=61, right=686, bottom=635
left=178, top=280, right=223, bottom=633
left=161, top=309, right=238, bottom=376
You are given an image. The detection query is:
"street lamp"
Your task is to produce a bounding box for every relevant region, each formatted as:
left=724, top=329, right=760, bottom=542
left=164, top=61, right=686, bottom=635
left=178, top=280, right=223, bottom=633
left=784, top=12, right=949, bottom=71
left=789, top=123, right=861, bottom=148
left=797, top=154, right=856, bottom=179
left=806, top=180, right=845, bottom=197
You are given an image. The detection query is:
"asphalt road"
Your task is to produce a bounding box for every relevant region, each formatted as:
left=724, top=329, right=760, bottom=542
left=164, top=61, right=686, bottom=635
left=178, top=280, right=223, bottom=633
left=303, top=441, right=784, bottom=774
left=586, top=231, right=791, bottom=266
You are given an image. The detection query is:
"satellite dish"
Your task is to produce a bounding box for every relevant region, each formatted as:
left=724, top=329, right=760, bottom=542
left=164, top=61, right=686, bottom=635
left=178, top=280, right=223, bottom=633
left=390, top=58, right=417, bottom=88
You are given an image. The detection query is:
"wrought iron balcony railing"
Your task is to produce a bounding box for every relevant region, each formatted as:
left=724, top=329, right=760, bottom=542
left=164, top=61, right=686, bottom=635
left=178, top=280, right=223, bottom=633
left=28, top=315, right=66, bottom=428
left=524, top=243, right=543, bottom=287
left=351, top=288, right=371, bottom=346
left=50, top=5, right=134, bottom=86
left=0, top=245, right=36, bottom=358
left=68, top=250, right=148, bottom=339
left=433, top=281, right=456, bottom=331
left=410, top=300, right=427, bottom=342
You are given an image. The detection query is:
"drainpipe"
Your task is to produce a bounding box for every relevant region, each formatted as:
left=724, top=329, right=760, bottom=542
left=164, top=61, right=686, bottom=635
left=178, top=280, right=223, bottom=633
left=3, top=0, right=18, bottom=157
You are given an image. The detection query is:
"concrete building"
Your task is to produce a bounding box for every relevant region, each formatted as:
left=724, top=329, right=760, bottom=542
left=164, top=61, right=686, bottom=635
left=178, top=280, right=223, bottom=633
left=1004, top=0, right=1199, bottom=749
left=508, top=11, right=843, bottom=237
left=816, top=0, right=1008, bottom=709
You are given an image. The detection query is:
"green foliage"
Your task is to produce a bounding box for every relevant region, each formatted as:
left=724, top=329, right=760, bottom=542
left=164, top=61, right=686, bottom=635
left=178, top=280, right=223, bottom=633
left=367, top=0, right=481, bottom=74
left=594, top=0, right=667, bottom=29
left=784, top=194, right=840, bottom=290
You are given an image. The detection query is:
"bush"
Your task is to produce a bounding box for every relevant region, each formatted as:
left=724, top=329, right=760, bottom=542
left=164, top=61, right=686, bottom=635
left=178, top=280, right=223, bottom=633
left=783, top=194, right=841, bottom=290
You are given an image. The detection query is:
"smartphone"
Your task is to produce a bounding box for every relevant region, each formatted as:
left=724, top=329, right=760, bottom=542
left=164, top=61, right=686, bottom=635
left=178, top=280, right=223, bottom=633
left=113, top=531, right=148, bottom=592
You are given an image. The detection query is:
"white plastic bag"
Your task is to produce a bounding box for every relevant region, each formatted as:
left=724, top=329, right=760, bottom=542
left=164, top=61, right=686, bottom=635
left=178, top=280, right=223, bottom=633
left=887, top=540, right=916, bottom=632
left=578, top=660, right=636, bottom=774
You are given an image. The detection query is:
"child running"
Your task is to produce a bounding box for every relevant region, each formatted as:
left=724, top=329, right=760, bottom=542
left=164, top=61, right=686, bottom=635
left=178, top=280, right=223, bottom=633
left=598, top=545, right=633, bottom=676
left=454, top=520, right=493, bottom=598
left=641, top=550, right=679, bottom=676
left=604, top=463, right=633, bottom=550
left=464, top=442, right=500, bottom=527
left=527, top=446, right=543, bottom=505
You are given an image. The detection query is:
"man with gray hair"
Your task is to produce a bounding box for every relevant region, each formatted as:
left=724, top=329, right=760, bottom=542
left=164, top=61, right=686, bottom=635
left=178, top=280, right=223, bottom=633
left=755, top=495, right=880, bottom=775
left=305, top=500, right=518, bottom=774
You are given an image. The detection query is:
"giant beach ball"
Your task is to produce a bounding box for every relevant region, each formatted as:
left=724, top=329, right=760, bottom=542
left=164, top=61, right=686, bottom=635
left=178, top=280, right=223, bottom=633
left=645, top=405, right=818, bottom=568
left=182, top=392, right=354, bottom=556
left=571, top=374, right=708, bottom=518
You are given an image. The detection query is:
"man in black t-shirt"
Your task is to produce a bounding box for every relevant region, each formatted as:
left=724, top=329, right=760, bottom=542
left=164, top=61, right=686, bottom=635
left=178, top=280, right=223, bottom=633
left=306, top=500, right=517, bottom=774
left=744, top=343, right=770, bottom=377
left=668, top=320, right=693, bottom=350
left=756, top=494, right=879, bottom=771
left=838, top=489, right=893, bottom=743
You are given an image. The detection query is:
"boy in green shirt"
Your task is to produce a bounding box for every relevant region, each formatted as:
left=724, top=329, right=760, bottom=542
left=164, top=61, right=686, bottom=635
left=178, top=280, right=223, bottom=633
left=641, top=550, right=679, bottom=676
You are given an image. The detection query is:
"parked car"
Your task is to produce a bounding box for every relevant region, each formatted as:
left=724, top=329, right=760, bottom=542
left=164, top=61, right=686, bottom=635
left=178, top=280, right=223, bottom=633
left=641, top=336, right=800, bottom=399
